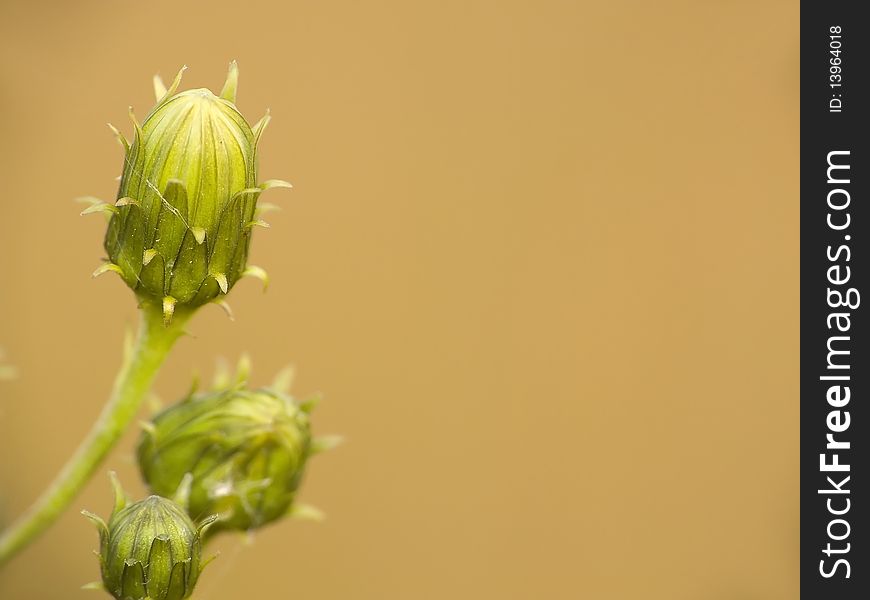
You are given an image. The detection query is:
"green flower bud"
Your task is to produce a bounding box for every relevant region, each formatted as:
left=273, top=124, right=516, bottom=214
left=138, top=361, right=337, bottom=532
left=83, top=474, right=216, bottom=600
left=88, top=62, right=289, bottom=323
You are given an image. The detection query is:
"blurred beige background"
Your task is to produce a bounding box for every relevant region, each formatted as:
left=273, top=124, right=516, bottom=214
left=0, top=0, right=798, bottom=598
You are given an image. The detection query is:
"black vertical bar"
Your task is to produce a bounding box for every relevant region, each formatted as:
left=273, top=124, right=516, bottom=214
left=802, top=3, right=868, bottom=599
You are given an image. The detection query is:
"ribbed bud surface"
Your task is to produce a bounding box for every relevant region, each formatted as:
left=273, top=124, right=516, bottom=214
left=96, top=64, right=285, bottom=319
left=91, top=494, right=209, bottom=600
left=138, top=387, right=313, bottom=532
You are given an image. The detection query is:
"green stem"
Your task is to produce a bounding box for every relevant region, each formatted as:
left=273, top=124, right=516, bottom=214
left=0, top=301, right=192, bottom=567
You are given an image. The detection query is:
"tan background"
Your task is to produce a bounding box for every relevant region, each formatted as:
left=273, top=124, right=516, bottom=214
left=0, top=0, right=798, bottom=598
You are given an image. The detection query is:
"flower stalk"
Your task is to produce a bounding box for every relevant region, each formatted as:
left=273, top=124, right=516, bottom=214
left=1, top=64, right=301, bottom=592
left=0, top=300, right=191, bottom=566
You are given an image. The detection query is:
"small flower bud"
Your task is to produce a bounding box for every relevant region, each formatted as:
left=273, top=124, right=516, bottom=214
left=95, top=63, right=289, bottom=322
left=83, top=475, right=215, bottom=600
left=138, top=363, right=332, bottom=532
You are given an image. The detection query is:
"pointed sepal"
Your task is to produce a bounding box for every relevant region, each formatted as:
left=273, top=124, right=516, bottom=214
left=220, top=60, right=240, bottom=103
left=165, top=560, right=191, bottom=599
left=139, top=420, right=157, bottom=439
left=120, top=559, right=147, bottom=599
left=299, top=393, right=322, bottom=414
left=255, top=202, right=281, bottom=217
left=149, top=178, right=190, bottom=261
left=143, top=248, right=158, bottom=266
left=162, top=296, right=177, bottom=326
left=245, top=219, right=271, bottom=229
left=252, top=110, right=271, bottom=148
left=127, top=106, right=143, bottom=142
left=201, top=552, right=220, bottom=571
left=81, top=581, right=105, bottom=592
left=172, top=473, right=194, bottom=510
left=310, top=435, right=344, bottom=455
left=146, top=393, right=163, bottom=415
left=78, top=197, right=118, bottom=217
left=260, top=179, right=293, bottom=191
left=212, top=272, right=228, bottom=294
left=146, top=535, right=174, bottom=596
left=109, top=471, right=129, bottom=515
left=81, top=510, right=109, bottom=548
left=92, top=262, right=123, bottom=278
left=231, top=187, right=264, bottom=202
left=287, top=503, right=325, bottom=522
left=271, top=366, right=296, bottom=394
left=242, top=265, right=269, bottom=290
left=191, top=226, right=206, bottom=245
left=106, top=123, right=130, bottom=152
left=235, top=353, right=252, bottom=385
left=153, top=74, right=167, bottom=101
left=212, top=299, right=235, bottom=321
left=211, top=358, right=231, bottom=390
left=114, top=197, right=138, bottom=208
left=154, top=65, right=187, bottom=104
left=197, top=514, right=220, bottom=538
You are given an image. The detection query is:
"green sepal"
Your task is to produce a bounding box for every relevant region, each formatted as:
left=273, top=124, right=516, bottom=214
left=93, top=263, right=124, bottom=279
left=81, top=580, right=105, bottom=592
left=107, top=123, right=130, bottom=152
left=165, top=560, right=190, bottom=599
left=162, top=296, right=177, bottom=326
left=138, top=251, right=166, bottom=297
left=172, top=473, right=194, bottom=510
left=207, top=194, right=244, bottom=279
left=260, top=179, right=292, bottom=191
left=145, top=535, right=173, bottom=597
left=150, top=179, right=190, bottom=265
left=220, top=60, right=239, bottom=103
left=80, top=200, right=118, bottom=217
left=113, top=204, right=145, bottom=288
left=299, top=393, right=322, bottom=414
left=169, top=228, right=209, bottom=304
left=109, top=471, right=128, bottom=515
left=234, top=354, right=252, bottom=385
left=105, top=208, right=122, bottom=259
left=189, top=278, right=220, bottom=307
left=153, top=65, right=187, bottom=105
left=252, top=110, right=271, bottom=148
left=81, top=510, right=108, bottom=550
left=310, top=434, right=344, bottom=455
left=271, top=366, right=295, bottom=394
left=197, top=514, right=220, bottom=538
left=287, top=502, right=325, bottom=522
left=241, top=265, right=269, bottom=290
left=120, top=559, right=147, bottom=599
left=137, top=365, right=321, bottom=534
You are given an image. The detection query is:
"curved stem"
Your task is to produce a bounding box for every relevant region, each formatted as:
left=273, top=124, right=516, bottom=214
left=0, top=301, right=192, bottom=567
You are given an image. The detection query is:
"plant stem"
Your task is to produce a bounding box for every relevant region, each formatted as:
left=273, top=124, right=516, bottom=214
left=0, top=301, right=192, bottom=567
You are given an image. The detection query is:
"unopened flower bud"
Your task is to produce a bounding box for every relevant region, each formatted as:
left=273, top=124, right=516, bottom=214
left=89, top=62, right=288, bottom=323
left=83, top=474, right=216, bottom=600
left=138, top=362, right=337, bottom=532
